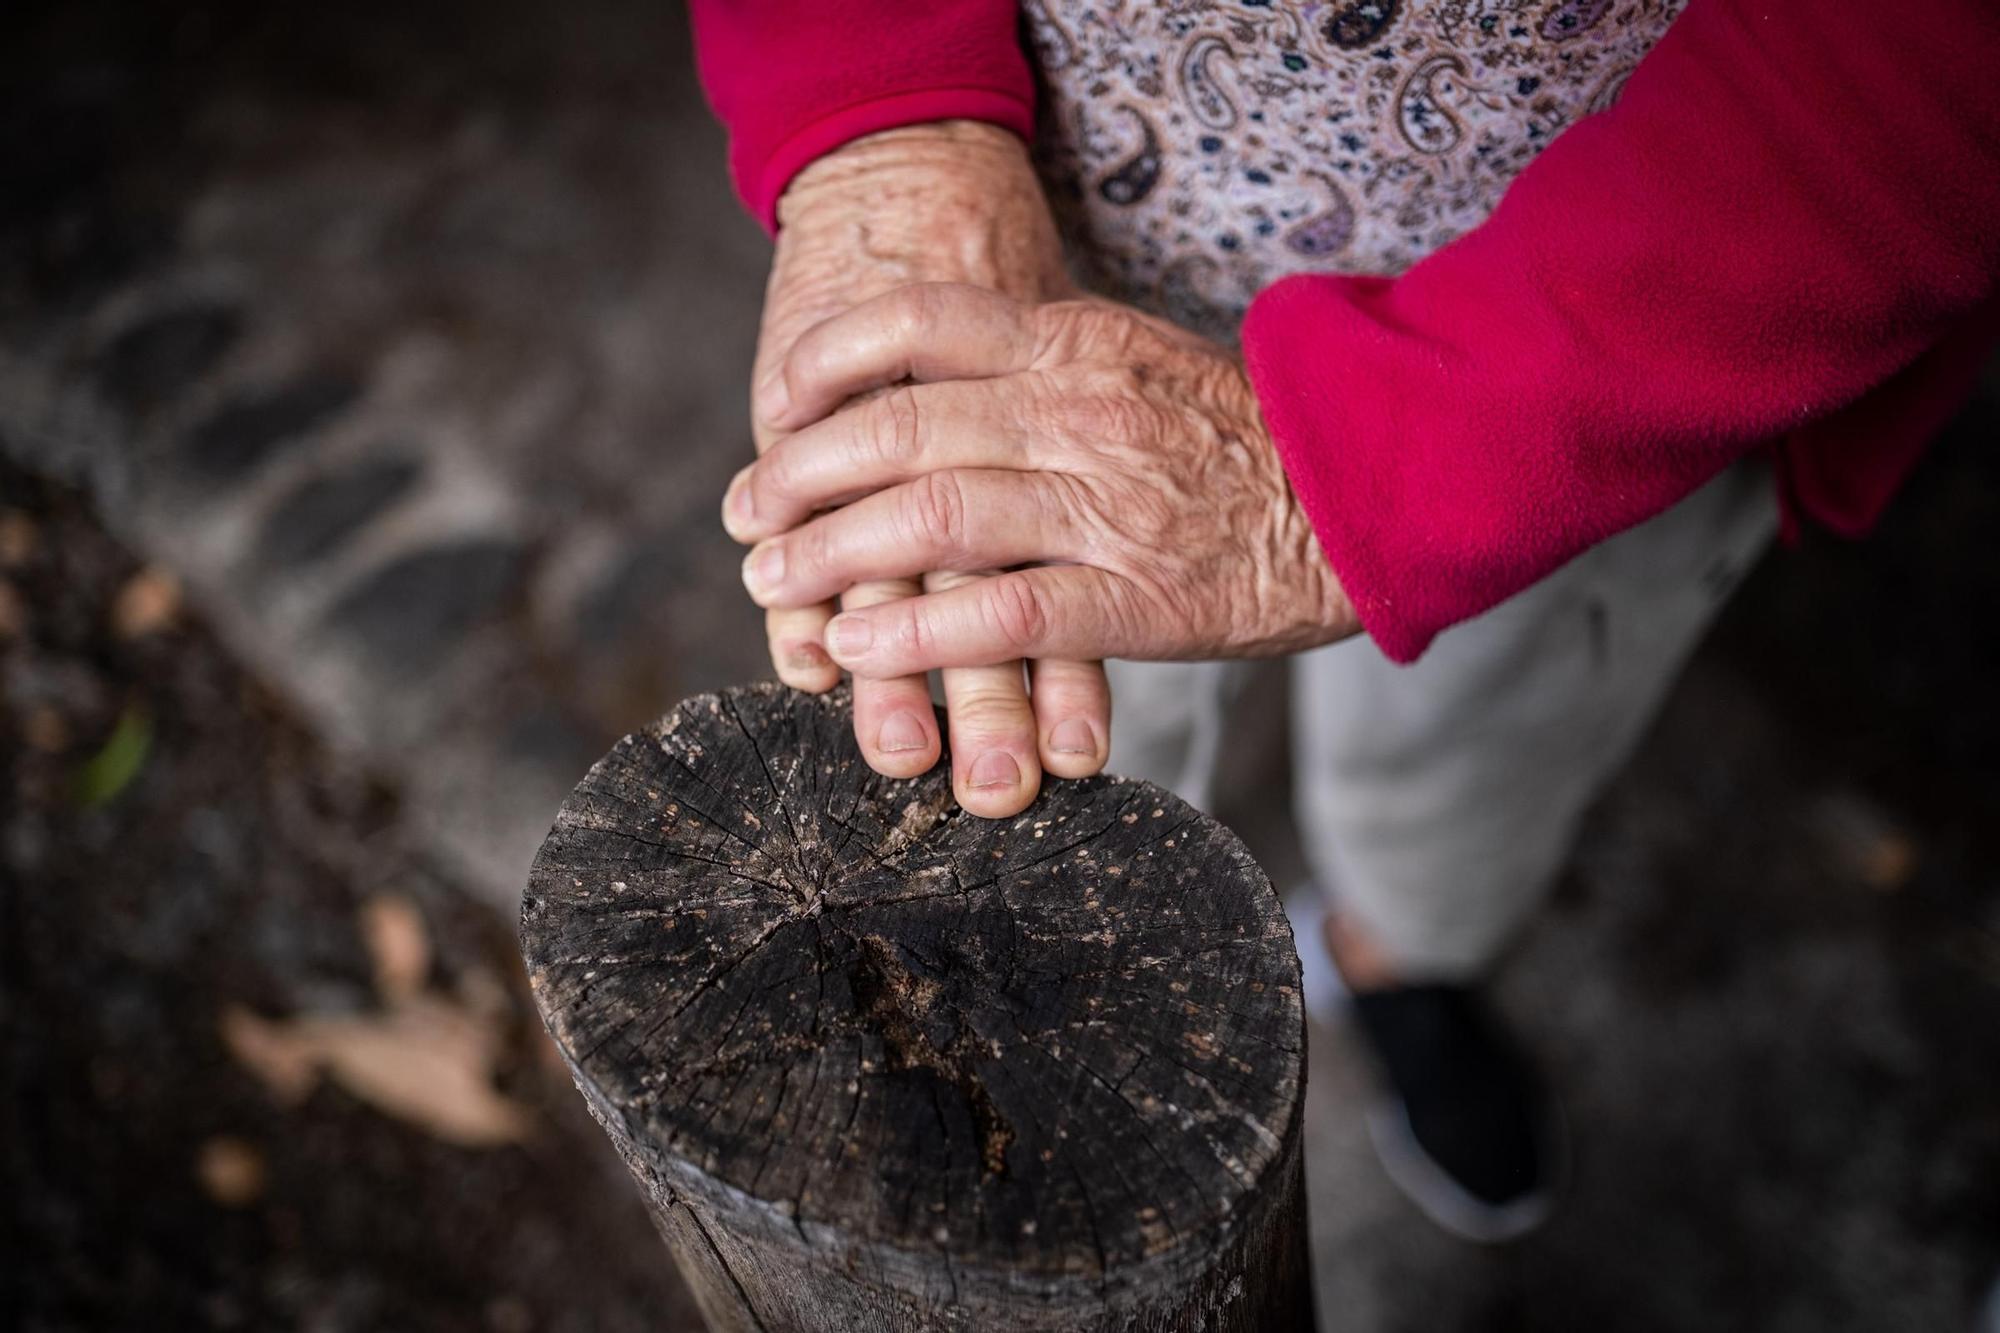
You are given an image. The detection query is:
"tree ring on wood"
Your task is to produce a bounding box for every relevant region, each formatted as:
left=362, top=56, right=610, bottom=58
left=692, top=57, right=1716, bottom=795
left=524, top=682, right=1307, bottom=1329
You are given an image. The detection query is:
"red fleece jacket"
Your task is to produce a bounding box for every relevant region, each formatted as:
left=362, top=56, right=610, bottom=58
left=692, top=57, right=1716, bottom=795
left=689, top=0, right=2000, bottom=662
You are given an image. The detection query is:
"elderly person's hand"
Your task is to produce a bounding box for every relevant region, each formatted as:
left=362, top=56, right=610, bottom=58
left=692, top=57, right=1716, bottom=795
left=742, top=122, right=1112, bottom=816
left=728, top=283, right=1361, bottom=680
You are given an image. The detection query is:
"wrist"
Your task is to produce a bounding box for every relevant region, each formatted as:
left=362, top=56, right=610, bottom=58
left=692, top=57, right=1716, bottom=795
left=778, top=121, right=1032, bottom=223
left=774, top=122, right=1063, bottom=295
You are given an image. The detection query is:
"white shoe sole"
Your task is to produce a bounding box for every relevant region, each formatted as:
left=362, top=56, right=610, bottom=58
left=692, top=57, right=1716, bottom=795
left=1365, top=1097, right=1565, bottom=1245
left=1288, top=885, right=1565, bottom=1243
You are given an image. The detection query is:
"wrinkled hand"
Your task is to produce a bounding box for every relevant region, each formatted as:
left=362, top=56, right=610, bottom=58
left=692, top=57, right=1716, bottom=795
left=728, top=284, right=1360, bottom=678
left=738, top=122, right=1111, bottom=816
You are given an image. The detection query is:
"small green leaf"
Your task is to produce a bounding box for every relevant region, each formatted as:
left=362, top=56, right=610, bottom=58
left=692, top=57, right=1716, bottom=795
left=73, top=704, right=153, bottom=807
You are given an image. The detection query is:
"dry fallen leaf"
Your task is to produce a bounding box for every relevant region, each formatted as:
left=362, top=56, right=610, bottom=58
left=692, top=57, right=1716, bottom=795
left=362, top=893, right=432, bottom=1002
left=111, top=565, right=182, bottom=638
left=197, top=1135, right=268, bottom=1207
left=220, top=999, right=532, bottom=1148
left=219, top=1006, right=320, bottom=1105
left=220, top=888, right=533, bottom=1149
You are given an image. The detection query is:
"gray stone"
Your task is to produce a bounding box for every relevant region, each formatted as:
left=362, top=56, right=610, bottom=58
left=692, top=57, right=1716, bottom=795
left=91, top=303, right=242, bottom=412
left=498, top=706, right=607, bottom=777
left=572, top=539, right=689, bottom=654
left=322, top=537, right=525, bottom=667
left=22, top=209, right=176, bottom=311
left=181, top=375, right=360, bottom=480
left=257, top=455, right=421, bottom=569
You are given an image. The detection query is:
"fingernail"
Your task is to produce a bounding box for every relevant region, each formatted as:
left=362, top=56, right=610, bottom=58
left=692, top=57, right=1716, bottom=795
left=783, top=641, right=831, bottom=673
left=742, top=543, right=784, bottom=598
left=826, top=614, right=872, bottom=658
left=1049, top=719, right=1097, bottom=755
left=723, top=467, right=755, bottom=536
left=878, top=710, right=929, bottom=754
left=968, top=750, right=1021, bottom=791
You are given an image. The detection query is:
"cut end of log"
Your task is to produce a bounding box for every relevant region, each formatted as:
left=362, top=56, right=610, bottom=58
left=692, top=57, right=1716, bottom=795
left=523, top=683, right=1307, bottom=1327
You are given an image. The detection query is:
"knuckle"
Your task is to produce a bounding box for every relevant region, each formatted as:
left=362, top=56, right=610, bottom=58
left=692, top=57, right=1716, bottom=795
left=780, top=339, right=819, bottom=397
left=791, top=521, right=832, bottom=583
left=892, top=284, right=939, bottom=343
left=984, top=577, right=1050, bottom=652
left=871, top=385, right=926, bottom=467
left=753, top=448, right=796, bottom=505
left=948, top=683, right=1032, bottom=735
left=906, top=471, right=966, bottom=553
left=1035, top=662, right=1110, bottom=710
left=783, top=327, right=836, bottom=396
left=892, top=599, right=936, bottom=661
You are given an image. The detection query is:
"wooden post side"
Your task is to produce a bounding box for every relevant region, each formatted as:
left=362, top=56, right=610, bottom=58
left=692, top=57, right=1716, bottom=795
left=524, top=683, right=1312, bottom=1331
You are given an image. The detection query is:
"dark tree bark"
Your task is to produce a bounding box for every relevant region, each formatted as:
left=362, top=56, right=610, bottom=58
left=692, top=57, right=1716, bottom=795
left=523, top=683, right=1312, bottom=1332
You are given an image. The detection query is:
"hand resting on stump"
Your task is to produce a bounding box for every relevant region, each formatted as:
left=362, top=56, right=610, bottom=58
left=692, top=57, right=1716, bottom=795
left=729, top=281, right=1360, bottom=702
left=742, top=123, right=1111, bottom=820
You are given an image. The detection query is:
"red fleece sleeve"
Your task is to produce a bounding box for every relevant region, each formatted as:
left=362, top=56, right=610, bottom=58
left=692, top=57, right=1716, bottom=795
left=687, top=1, right=1036, bottom=231
left=1241, top=0, right=2000, bottom=663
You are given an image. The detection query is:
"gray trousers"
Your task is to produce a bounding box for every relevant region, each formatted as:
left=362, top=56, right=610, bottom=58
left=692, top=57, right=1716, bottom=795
left=1107, top=461, right=1780, bottom=981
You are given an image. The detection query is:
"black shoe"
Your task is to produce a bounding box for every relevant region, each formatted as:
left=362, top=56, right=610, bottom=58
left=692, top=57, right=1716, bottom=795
left=1347, top=984, right=1563, bottom=1243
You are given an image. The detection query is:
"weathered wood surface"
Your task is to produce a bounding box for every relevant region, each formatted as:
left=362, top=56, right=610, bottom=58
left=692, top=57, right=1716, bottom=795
left=523, top=683, right=1311, bottom=1331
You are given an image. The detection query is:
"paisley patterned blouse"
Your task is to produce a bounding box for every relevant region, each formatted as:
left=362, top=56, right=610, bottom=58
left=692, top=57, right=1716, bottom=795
left=1026, top=0, right=1685, bottom=340
left=694, top=0, right=1998, bottom=661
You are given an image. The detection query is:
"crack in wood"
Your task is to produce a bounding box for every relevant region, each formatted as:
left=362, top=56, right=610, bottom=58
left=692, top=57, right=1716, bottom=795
left=846, top=930, right=1016, bottom=1182
left=523, top=683, right=1311, bottom=1329
left=679, top=1199, right=774, bottom=1333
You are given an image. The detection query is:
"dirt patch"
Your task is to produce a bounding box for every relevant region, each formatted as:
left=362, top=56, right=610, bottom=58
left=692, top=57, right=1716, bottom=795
left=2, top=463, right=697, bottom=1331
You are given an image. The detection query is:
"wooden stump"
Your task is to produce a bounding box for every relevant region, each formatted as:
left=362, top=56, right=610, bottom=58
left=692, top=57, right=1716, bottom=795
left=523, top=683, right=1312, bottom=1332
